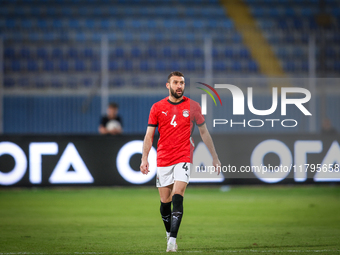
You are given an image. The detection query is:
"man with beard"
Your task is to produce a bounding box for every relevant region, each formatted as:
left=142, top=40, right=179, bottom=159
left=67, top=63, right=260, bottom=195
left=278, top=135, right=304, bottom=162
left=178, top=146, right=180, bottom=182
left=140, top=71, right=221, bottom=252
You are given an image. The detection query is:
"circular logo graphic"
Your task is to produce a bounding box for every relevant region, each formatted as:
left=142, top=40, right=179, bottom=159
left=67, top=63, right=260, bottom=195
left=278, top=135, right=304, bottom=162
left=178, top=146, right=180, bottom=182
left=182, top=110, right=189, bottom=118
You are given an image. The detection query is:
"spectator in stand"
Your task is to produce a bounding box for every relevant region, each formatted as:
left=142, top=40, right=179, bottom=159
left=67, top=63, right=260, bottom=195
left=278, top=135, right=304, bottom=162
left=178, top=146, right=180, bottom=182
left=98, top=102, right=123, bottom=135
left=321, top=118, right=336, bottom=135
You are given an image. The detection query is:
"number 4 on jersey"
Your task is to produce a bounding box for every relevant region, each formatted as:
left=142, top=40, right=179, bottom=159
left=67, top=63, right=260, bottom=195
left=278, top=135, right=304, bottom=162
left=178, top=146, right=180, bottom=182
left=170, top=115, right=177, bottom=127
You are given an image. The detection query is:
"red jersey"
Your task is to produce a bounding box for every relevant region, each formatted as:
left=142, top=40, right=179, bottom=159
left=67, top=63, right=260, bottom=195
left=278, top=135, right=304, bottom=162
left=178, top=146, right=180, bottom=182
left=148, top=96, right=205, bottom=167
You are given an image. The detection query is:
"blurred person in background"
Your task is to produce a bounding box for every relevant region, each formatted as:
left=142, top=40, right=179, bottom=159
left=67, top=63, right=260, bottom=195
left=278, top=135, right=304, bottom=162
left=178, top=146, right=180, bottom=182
left=98, top=102, right=123, bottom=135
left=321, top=118, right=336, bottom=135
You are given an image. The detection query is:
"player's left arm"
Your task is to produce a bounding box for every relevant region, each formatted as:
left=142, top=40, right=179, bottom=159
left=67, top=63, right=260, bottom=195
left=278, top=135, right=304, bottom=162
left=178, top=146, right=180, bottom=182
left=198, top=123, right=221, bottom=174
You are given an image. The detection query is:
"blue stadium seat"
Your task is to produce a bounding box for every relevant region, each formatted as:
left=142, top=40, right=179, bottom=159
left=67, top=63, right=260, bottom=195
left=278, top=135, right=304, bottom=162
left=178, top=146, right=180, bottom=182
left=67, top=48, right=78, bottom=58
left=27, top=60, right=38, bottom=71
left=247, top=60, right=258, bottom=72
left=147, top=47, right=157, bottom=58
left=155, top=33, right=165, bottom=42
left=35, top=79, right=46, bottom=88
left=4, top=77, right=15, bottom=88
left=169, top=61, right=180, bottom=70
left=156, top=60, right=166, bottom=71
left=212, top=48, right=219, bottom=58
left=52, top=48, right=63, bottom=58
left=293, top=18, right=303, bottom=30
left=75, top=33, right=86, bottom=42
left=37, top=19, right=47, bottom=29
left=147, top=19, right=157, bottom=29
left=112, top=77, right=124, bottom=87
left=84, top=48, right=94, bottom=58
left=69, top=19, right=80, bottom=29
left=37, top=48, right=48, bottom=58
left=232, top=61, right=242, bottom=72
left=116, top=20, right=125, bottom=29
left=115, top=48, right=125, bottom=58
left=163, top=47, right=172, bottom=58
left=93, top=7, right=103, bottom=16
left=186, top=61, right=196, bottom=71
left=46, top=7, right=56, bottom=16
left=52, top=19, right=63, bottom=28
left=301, top=61, right=308, bottom=71
left=283, top=61, right=296, bottom=72
left=224, top=48, right=234, bottom=58
left=213, top=61, right=226, bottom=71
left=276, top=47, right=288, bottom=58
left=131, top=47, right=141, bottom=58
left=293, top=47, right=304, bottom=58
left=124, top=60, right=133, bottom=71
left=178, top=47, right=187, bottom=58
left=85, top=19, right=95, bottom=29
left=21, top=19, right=33, bottom=29
left=140, top=60, right=149, bottom=71
left=91, top=33, right=102, bottom=42
left=61, top=7, right=72, bottom=16
left=100, top=19, right=109, bottom=29
left=43, top=60, right=54, bottom=71
left=82, top=78, right=93, bottom=88
left=193, top=20, right=204, bottom=29
left=239, top=48, right=250, bottom=59
left=59, top=60, right=69, bottom=71
left=11, top=60, right=21, bottom=71
left=75, top=60, right=85, bottom=71
left=18, top=77, right=29, bottom=88
left=51, top=78, right=63, bottom=88
left=20, top=48, right=30, bottom=58
left=139, top=33, right=151, bottom=42
left=4, top=48, right=15, bottom=58
left=109, top=61, right=118, bottom=71
left=325, top=48, right=336, bottom=58
left=193, top=48, right=203, bottom=58
left=91, top=61, right=101, bottom=71
left=6, top=19, right=16, bottom=29
left=232, top=33, right=242, bottom=43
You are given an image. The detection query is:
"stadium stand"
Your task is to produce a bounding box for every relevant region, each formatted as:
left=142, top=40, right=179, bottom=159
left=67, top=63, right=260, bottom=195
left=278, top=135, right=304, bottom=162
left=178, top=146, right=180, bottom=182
left=1, top=0, right=259, bottom=89
left=245, top=0, right=340, bottom=76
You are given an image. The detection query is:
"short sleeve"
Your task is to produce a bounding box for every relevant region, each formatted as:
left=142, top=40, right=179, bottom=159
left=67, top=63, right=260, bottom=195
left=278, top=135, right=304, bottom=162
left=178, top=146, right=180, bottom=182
left=116, top=116, right=123, bottom=127
left=194, top=102, right=205, bottom=126
left=148, top=104, right=158, bottom=127
left=100, top=116, right=107, bottom=126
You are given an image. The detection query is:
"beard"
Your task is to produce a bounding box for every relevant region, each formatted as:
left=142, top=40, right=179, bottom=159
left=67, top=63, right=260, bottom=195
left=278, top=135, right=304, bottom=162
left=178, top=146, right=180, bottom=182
left=170, top=86, right=185, bottom=99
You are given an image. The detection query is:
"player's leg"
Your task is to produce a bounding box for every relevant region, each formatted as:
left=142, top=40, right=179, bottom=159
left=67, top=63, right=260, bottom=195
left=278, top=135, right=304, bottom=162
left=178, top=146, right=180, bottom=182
left=168, top=180, right=187, bottom=244
left=167, top=163, right=190, bottom=251
left=158, top=184, right=173, bottom=240
left=157, top=165, right=175, bottom=243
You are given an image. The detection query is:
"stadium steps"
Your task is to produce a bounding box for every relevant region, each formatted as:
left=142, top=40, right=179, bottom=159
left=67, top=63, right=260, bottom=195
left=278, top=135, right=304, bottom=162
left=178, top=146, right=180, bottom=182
left=220, top=0, right=285, bottom=77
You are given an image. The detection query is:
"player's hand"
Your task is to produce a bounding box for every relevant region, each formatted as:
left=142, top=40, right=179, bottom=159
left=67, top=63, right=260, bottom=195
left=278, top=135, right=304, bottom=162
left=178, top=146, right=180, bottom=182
left=213, top=157, right=221, bottom=175
left=140, top=159, right=150, bottom=175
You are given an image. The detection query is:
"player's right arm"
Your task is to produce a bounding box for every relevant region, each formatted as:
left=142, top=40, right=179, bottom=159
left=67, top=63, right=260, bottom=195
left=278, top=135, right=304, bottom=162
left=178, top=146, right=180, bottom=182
left=140, top=126, right=156, bottom=175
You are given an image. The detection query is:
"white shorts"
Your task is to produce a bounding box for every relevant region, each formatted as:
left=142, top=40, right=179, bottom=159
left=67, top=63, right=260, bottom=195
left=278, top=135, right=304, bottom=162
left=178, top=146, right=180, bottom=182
left=156, top=162, right=191, bottom=187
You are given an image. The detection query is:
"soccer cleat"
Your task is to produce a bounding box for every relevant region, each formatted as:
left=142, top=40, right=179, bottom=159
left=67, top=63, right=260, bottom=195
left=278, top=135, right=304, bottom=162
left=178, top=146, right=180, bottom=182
left=166, top=242, right=178, bottom=252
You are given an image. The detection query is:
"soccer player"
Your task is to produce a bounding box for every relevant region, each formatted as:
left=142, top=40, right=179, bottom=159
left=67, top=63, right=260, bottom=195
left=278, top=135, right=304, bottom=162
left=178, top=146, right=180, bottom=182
left=140, top=71, right=221, bottom=252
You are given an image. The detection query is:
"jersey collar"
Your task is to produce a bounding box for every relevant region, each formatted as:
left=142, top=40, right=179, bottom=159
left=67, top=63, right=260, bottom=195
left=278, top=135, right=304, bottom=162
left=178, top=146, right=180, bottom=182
left=167, top=97, right=185, bottom=105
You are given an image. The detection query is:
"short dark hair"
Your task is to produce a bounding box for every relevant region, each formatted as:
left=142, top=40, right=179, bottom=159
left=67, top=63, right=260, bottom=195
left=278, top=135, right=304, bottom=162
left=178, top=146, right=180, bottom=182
left=167, top=71, right=184, bottom=82
left=108, top=102, right=119, bottom=109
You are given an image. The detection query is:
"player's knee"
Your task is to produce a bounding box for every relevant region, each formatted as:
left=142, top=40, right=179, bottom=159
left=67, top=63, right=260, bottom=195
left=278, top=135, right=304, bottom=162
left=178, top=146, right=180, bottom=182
left=172, top=194, right=183, bottom=213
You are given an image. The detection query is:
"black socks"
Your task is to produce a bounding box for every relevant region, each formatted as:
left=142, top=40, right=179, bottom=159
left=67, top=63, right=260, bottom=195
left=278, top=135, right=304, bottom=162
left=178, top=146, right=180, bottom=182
left=170, top=194, right=183, bottom=238
left=160, top=201, right=171, bottom=233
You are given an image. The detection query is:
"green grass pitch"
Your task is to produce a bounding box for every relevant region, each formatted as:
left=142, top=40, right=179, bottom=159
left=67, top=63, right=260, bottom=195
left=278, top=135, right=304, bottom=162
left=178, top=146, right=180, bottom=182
left=0, top=186, right=339, bottom=255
